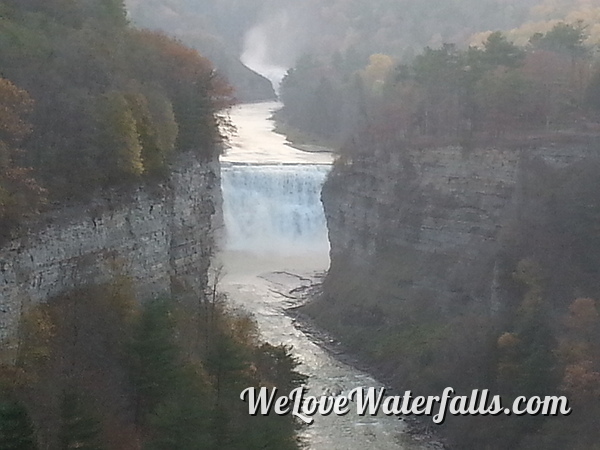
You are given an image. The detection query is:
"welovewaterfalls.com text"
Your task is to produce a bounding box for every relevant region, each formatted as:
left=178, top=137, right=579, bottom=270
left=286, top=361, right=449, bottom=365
left=240, top=387, right=572, bottom=425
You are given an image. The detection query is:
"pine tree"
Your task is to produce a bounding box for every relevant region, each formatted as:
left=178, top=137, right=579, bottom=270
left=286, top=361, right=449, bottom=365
left=0, top=399, right=37, bottom=450
left=129, top=300, right=180, bottom=418
left=58, top=392, right=103, bottom=450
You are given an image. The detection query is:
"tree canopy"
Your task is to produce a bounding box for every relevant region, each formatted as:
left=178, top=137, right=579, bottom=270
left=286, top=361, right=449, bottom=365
left=0, top=0, right=233, bottom=234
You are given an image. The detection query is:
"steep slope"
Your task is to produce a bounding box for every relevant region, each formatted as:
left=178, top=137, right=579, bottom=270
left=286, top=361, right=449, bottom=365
left=309, top=135, right=600, bottom=448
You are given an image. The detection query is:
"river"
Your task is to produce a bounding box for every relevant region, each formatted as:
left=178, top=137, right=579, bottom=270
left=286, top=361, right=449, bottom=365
left=217, top=102, right=435, bottom=450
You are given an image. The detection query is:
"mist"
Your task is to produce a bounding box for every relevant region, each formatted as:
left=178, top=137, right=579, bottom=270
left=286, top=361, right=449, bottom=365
left=240, top=22, right=289, bottom=92
left=240, top=8, right=310, bottom=92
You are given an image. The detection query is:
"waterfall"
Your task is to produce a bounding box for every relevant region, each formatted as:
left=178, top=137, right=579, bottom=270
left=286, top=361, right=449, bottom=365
left=221, top=163, right=331, bottom=254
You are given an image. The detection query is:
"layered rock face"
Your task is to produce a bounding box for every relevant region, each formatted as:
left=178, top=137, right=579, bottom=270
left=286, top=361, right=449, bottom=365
left=322, top=138, right=598, bottom=313
left=0, top=152, right=220, bottom=354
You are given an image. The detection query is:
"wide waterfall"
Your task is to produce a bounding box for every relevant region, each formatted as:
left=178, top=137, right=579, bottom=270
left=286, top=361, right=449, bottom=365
left=221, top=163, right=331, bottom=254
left=219, top=103, right=426, bottom=450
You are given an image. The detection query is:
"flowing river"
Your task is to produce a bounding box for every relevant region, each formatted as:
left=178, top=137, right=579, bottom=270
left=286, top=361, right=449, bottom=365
left=218, top=102, right=435, bottom=450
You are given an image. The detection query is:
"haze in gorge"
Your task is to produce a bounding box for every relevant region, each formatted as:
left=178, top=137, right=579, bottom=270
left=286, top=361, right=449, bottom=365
left=218, top=101, right=436, bottom=449
left=2, top=0, right=600, bottom=449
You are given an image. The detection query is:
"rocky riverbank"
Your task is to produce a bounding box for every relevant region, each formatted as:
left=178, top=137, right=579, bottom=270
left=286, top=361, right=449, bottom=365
left=282, top=275, right=447, bottom=450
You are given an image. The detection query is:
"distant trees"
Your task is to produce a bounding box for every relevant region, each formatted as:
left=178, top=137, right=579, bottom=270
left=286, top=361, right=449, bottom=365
left=279, top=21, right=600, bottom=148
left=496, top=259, right=556, bottom=397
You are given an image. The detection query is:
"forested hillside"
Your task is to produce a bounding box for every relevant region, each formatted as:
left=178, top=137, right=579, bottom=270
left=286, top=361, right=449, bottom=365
left=125, top=0, right=276, bottom=101
left=0, top=281, right=304, bottom=449
left=123, top=0, right=600, bottom=140
left=0, top=0, right=232, bottom=239
left=290, top=2, right=600, bottom=449
left=0, top=4, right=305, bottom=449
left=275, top=0, right=600, bottom=144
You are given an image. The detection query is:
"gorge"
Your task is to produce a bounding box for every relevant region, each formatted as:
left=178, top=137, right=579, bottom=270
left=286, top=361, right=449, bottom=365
left=309, top=134, right=600, bottom=448
left=1, top=92, right=598, bottom=450
left=218, top=102, right=438, bottom=449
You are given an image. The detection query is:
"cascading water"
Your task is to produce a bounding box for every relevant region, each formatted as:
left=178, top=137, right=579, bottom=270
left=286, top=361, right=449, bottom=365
left=220, top=101, right=333, bottom=256
left=219, top=102, right=432, bottom=449
left=221, top=163, right=330, bottom=254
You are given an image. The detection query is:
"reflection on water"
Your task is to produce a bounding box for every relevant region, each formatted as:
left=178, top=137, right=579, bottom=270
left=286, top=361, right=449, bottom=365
left=222, top=102, right=333, bottom=165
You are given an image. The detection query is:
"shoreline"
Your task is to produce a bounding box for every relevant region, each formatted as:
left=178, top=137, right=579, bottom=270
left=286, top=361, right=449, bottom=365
left=270, top=110, right=340, bottom=155
left=283, top=277, right=447, bottom=450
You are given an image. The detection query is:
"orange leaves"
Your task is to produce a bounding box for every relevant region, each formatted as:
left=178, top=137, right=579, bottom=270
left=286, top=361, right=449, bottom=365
left=497, top=332, right=520, bottom=351
left=0, top=78, right=45, bottom=232
left=0, top=78, right=33, bottom=145
left=134, top=29, right=214, bottom=84
left=558, top=298, right=600, bottom=404
left=566, top=298, right=599, bottom=332
left=133, top=29, right=234, bottom=108
left=562, top=362, right=600, bottom=402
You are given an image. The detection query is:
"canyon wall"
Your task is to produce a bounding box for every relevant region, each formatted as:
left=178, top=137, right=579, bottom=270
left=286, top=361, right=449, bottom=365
left=0, top=152, right=220, bottom=356
left=321, top=137, right=599, bottom=314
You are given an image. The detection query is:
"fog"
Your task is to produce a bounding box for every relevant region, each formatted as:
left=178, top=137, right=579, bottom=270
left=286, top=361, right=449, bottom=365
left=125, top=0, right=562, bottom=97
left=240, top=15, right=292, bottom=92
left=123, top=2, right=600, bottom=449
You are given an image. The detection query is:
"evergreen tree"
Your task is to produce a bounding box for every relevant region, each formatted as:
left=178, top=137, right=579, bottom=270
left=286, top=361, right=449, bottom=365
left=0, top=399, right=37, bottom=450
left=146, top=367, right=214, bottom=450
left=58, top=393, right=103, bottom=450
left=129, top=300, right=180, bottom=417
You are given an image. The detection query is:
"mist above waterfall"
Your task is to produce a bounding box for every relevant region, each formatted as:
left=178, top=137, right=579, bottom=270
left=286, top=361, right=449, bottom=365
left=240, top=8, right=311, bottom=92
left=241, top=26, right=288, bottom=91
left=222, top=164, right=330, bottom=255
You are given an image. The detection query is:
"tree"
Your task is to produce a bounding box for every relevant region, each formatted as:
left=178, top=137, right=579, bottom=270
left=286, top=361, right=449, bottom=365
left=86, top=0, right=128, bottom=27
left=146, top=366, right=214, bottom=450
left=129, top=300, right=180, bottom=417
left=482, top=31, right=525, bottom=69
left=97, top=92, right=144, bottom=182
left=131, top=30, right=233, bottom=153
left=531, top=22, right=588, bottom=59
left=254, top=344, right=307, bottom=395
left=0, top=78, right=45, bottom=238
left=58, top=392, right=103, bottom=450
left=558, top=298, right=600, bottom=405
left=361, top=54, right=394, bottom=95
left=474, top=67, right=531, bottom=135
left=123, top=92, right=177, bottom=178
left=0, top=399, right=37, bottom=450
left=521, top=50, right=579, bottom=129
left=496, top=259, right=556, bottom=396
left=410, top=44, right=464, bottom=136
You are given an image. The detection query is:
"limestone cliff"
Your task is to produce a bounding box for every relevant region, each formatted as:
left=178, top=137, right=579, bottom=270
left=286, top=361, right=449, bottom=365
left=321, top=137, right=599, bottom=315
left=0, top=152, right=220, bottom=356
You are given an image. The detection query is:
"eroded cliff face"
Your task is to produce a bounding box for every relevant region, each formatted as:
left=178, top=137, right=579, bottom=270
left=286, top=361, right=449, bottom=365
left=0, top=152, right=220, bottom=356
left=318, top=137, right=600, bottom=449
left=321, top=138, right=598, bottom=315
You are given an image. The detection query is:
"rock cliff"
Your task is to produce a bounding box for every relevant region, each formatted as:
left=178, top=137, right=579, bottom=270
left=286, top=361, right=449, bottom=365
left=321, top=137, right=598, bottom=314
left=0, top=152, right=220, bottom=356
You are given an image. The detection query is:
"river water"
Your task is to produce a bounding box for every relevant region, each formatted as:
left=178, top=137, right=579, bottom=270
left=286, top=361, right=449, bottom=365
left=218, top=102, right=434, bottom=449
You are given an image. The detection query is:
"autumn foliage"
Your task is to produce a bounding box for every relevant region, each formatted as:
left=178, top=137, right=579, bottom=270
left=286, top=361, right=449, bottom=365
left=0, top=78, right=45, bottom=239
left=0, top=281, right=304, bottom=449
left=0, top=0, right=234, bottom=231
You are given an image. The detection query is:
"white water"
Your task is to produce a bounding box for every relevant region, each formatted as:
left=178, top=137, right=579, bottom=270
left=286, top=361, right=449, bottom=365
left=218, top=102, right=434, bottom=449
left=222, top=164, right=330, bottom=254
left=221, top=101, right=332, bottom=255
left=222, top=102, right=332, bottom=165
